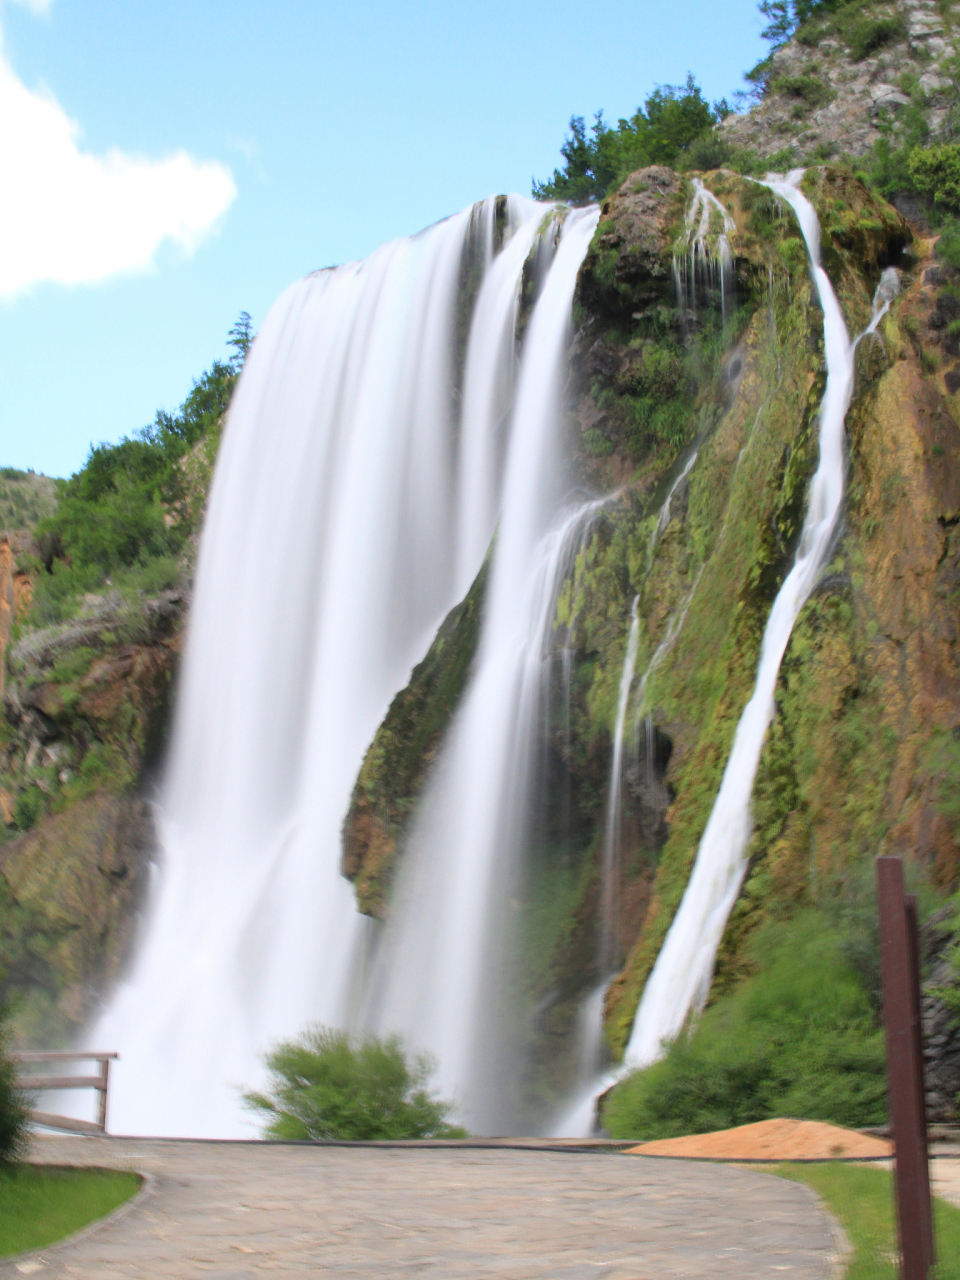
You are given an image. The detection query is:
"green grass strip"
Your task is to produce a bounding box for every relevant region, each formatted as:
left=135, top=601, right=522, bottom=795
left=773, top=1162, right=960, bottom=1279
left=0, top=1165, right=141, bottom=1259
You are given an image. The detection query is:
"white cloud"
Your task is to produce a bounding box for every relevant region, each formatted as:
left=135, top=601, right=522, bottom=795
left=0, top=32, right=236, bottom=299
left=6, top=0, right=53, bottom=14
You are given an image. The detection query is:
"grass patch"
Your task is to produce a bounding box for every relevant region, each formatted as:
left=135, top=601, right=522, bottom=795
left=774, top=1162, right=960, bottom=1279
left=0, top=1165, right=140, bottom=1258
left=604, top=912, right=887, bottom=1139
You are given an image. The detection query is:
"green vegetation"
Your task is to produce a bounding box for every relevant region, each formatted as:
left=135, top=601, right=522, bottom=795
left=757, top=0, right=850, bottom=50
left=774, top=1163, right=960, bottom=1280
left=603, top=912, right=887, bottom=1138
left=0, top=469, right=57, bottom=532
left=0, top=1000, right=28, bottom=1169
left=244, top=1025, right=468, bottom=1140
left=533, top=76, right=730, bottom=204
left=911, top=144, right=960, bottom=213
left=342, top=560, right=488, bottom=917
left=30, top=315, right=252, bottom=626
left=0, top=1167, right=141, bottom=1259
left=759, top=0, right=904, bottom=59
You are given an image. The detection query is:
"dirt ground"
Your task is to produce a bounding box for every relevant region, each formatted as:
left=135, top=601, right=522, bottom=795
left=625, top=1118, right=894, bottom=1160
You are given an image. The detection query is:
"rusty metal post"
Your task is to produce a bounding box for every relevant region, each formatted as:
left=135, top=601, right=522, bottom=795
left=96, top=1056, right=110, bottom=1133
left=876, top=856, right=935, bottom=1279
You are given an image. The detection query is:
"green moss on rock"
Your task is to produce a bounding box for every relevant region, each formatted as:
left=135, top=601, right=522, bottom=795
left=341, top=560, right=489, bottom=917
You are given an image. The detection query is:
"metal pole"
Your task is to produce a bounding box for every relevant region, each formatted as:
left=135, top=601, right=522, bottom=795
left=97, top=1057, right=110, bottom=1134
left=876, top=856, right=935, bottom=1279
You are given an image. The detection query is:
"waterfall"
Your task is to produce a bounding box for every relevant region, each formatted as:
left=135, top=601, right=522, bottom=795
left=624, top=173, right=897, bottom=1068
left=89, top=194, right=601, bottom=1138
left=647, top=449, right=699, bottom=569
left=673, top=178, right=736, bottom=322
left=554, top=176, right=897, bottom=1136
left=358, top=209, right=601, bottom=1134
left=599, top=597, right=641, bottom=974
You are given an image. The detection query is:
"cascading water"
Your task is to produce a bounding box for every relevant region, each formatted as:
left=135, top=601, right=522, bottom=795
left=555, top=174, right=897, bottom=1136
left=599, top=597, right=641, bottom=974
left=647, top=449, right=699, bottom=569
left=89, top=194, right=601, bottom=1138
left=358, top=209, right=601, bottom=1133
left=625, top=173, right=898, bottom=1068
left=673, top=178, right=736, bottom=323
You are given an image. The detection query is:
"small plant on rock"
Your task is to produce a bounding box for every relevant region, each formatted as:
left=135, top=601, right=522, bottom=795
left=0, top=998, right=29, bottom=1170
left=243, top=1025, right=468, bottom=1141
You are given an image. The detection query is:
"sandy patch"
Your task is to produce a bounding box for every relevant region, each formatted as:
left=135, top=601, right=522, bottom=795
left=624, top=1117, right=893, bottom=1160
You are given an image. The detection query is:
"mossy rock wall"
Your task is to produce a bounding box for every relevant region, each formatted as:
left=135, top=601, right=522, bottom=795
left=345, top=165, right=949, bottom=1103
left=1, top=563, right=187, bottom=1041
left=341, top=560, right=488, bottom=918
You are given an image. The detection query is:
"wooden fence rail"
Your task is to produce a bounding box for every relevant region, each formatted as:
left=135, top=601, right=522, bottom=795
left=12, top=1051, right=118, bottom=1135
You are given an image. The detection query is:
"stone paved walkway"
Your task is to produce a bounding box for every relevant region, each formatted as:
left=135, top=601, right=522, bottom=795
left=2, top=1136, right=843, bottom=1279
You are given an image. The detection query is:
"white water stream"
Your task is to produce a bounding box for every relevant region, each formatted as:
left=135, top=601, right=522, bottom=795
left=557, top=173, right=897, bottom=1135
left=625, top=173, right=896, bottom=1067
left=90, top=195, right=600, bottom=1137
left=359, top=210, right=601, bottom=1133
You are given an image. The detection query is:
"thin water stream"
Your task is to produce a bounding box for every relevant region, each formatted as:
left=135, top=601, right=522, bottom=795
left=625, top=174, right=897, bottom=1068
left=555, top=172, right=897, bottom=1135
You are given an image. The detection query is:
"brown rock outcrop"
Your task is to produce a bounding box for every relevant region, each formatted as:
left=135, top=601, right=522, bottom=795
left=0, top=532, right=37, bottom=698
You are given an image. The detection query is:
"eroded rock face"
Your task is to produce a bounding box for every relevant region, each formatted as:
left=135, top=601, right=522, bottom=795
left=0, top=791, right=153, bottom=1042
left=722, top=0, right=957, bottom=164
left=341, top=560, right=488, bottom=918
left=0, top=579, right=187, bottom=1040
left=0, top=532, right=37, bottom=699
left=576, top=167, right=685, bottom=323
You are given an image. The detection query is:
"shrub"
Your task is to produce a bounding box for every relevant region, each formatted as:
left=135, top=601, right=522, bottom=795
left=846, top=15, right=906, bottom=62
left=244, top=1025, right=468, bottom=1140
left=603, top=911, right=887, bottom=1139
left=13, top=788, right=44, bottom=834
left=582, top=429, right=614, bottom=457
left=0, top=1000, right=29, bottom=1169
left=773, top=75, right=834, bottom=107
left=937, top=220, right=960, bottom=272
left=910, top=144, right=960, bottom=212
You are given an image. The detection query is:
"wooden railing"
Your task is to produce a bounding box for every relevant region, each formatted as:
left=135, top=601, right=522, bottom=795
left=12, top=1051, right=118, bottom=1135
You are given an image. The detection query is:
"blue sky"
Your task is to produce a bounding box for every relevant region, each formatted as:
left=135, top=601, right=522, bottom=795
left=0, top=0, right=768, bottom=479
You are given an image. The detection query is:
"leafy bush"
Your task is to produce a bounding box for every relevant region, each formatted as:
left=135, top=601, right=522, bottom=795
left=846, top=14, right=905, bottom=61
left=244, top=1025, right=468, bottom=1140
left=0, top=999, right=29, bottom=1169
left=773, top=75, right=834, bottom=107
left=937, top=220, right=960, bottom=272
left=910, top=144, right=960, bottom=213
left=13, top=788, right=44, bottom=834
left=603, top=911, right=887, bottom=1139
left=533, top=76, right=730, bottom=204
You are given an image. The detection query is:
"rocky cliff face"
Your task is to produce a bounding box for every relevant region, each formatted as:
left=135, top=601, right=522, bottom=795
left=0, top=532, right=35, bottom=702
left=722, top=0, right=958, bottom=165
left=341, top=158, right=960, bottom=1117
left=0, top=530, right=188, bottom=1042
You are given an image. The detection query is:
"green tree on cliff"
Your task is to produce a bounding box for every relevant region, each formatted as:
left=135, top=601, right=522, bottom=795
left=533, top=75, right=729, bottom=203
left=33, top=313, right=251, bottom=619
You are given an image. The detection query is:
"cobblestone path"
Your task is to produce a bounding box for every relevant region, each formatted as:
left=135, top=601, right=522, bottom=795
left=3, top=1136, right=844, bottom=1279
